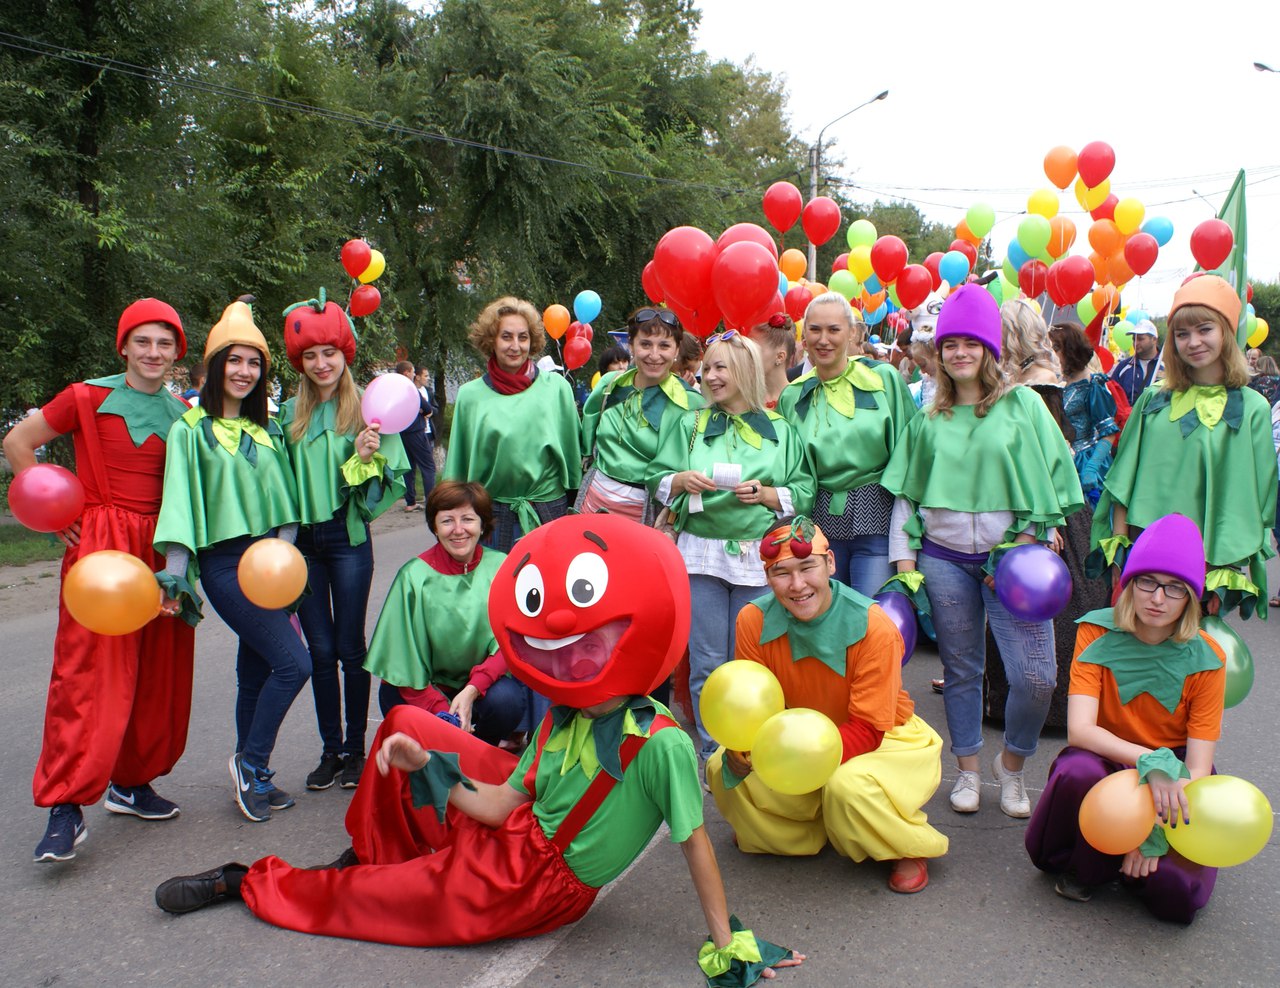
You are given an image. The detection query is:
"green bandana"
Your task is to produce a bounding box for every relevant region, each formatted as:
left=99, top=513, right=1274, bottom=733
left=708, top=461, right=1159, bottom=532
left=791, top=359, right=884, bottom=422
left=1147, top=386, right=1244, bottom=437
left=601, top=369, right=693, bottom=431
left=757, top=579, right=872, bottom=676
left=182, top=405, right=279, bottom=467
left=1075, top=608, right=1222, bottom=712
left=699, top=407, right=778, bottom=450
left=85, top=374, right=188, bottom=447
left=543, top=696, right=656, bottom=781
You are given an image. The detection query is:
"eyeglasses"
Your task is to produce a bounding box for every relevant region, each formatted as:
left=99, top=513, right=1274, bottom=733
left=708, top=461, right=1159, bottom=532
left=1132, top=576, right=1190, bottom=600
left=634, top=308, right=680, bottom=329
left=705, top=329, right=740, bottom=345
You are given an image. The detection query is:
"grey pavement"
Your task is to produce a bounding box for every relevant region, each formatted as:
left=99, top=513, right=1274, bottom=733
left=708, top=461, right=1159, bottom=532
left=2, top=516, right=1277, bottom=987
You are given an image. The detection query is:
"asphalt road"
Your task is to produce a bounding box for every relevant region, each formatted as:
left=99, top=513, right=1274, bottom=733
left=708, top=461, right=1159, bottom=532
left=2, top=514, right=1277, bottom=987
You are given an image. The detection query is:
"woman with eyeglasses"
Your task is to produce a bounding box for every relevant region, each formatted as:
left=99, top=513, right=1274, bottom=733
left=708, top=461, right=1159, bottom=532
left=777, top=293, right=917, bottom=597
left=443, top=297, right=581, bottom=553
left=1091, top=276, right=1277, bottom=620
left=578, top=307, right=704, bottom=521
left=1026, top=514, right=1225, bottom=923
left=647, top=330, right=814, bottom=762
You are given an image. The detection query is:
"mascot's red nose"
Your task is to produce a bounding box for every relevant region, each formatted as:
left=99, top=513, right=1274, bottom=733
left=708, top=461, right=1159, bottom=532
left=544, top=609, right=577, bottom=636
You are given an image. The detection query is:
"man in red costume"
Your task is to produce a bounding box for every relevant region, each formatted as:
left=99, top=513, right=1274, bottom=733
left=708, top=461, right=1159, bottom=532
left=4, top=299, right=196, bottom=863
left=155, top=515, right=803, bottom=987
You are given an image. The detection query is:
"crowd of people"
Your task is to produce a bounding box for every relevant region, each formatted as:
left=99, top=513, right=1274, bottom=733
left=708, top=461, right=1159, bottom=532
left=3, top=272, right=1274, bottom=980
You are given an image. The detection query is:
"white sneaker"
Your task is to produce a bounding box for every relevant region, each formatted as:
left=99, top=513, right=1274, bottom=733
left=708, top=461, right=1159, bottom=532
left=950, top=770, right=981, bottom=813
left=992, top=752, right=1031, bottom=818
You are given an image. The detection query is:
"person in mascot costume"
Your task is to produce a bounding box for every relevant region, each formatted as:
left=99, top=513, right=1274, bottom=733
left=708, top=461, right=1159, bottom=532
left=154, top=514, right=803, bottom=987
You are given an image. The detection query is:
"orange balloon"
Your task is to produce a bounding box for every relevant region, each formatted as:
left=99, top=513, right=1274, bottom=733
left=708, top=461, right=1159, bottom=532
left=542, top=304, right=571, bottom=340
left=807, top=281, right=827, bottom=297
left=64, top=550, right=160, bottom=636
left=1107, top=252, right=1135, bottom=288
left=1044, top=145, right=1078, bottom=190
left=1047, top=216, right=1076, bottom=258
left=955, top=218, right=982, bottom=246
left=1088, top=251, right=1108, bottom=284
left=1091, top=284, right=1120, bottom=316
left=1088, top=219, right=1124, bottom=258
left=1079, top=769, right=1157, bottom=855
left=238, top=538, right=308, bottom=610
left=779, top=248, right=807, bottom=283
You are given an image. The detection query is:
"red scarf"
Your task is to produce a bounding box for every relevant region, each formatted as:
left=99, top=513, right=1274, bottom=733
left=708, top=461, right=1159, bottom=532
left=419, top=542, right=485, bottom=575
left=486, top=355, right=535, bottom=395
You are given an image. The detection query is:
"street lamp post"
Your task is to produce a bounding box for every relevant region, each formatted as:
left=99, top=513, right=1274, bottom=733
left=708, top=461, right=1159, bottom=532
left=807, top=90, right=889, bottom=281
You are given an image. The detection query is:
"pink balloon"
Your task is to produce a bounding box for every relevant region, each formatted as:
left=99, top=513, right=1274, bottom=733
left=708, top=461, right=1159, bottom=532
left=8, top=464, right=85, bottom=533
left=361, top=373, right=421, bottom=433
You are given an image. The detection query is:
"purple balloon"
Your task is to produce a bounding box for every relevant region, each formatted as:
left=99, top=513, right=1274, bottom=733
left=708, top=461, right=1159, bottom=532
left=873, top=591, right=917, bottom=665
left=361, top=373, right=421, bottom=433
left=994, top=544, right=1072, bottom=622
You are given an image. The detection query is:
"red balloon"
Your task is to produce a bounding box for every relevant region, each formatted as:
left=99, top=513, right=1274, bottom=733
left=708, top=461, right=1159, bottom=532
left=1190, top=219, right=1233, bottom=270
left=801, top=196, right=841, bottom=247
left=1018, top=260, right=1049, bottom=298
left=784, top=284, right=814, bottom=323
left=641, top=261, right=664, bottom=304
left=653, top=227, right=716, bottom=310
left=762, top=182, right=803, bottom=234
left=832, top=252, right=849, bottom=273
left=948, top=239, right=978, bottom=272
left=895, top=264, right=933, bottom=310
left=1247, top=282, right=1254, bottom=303
left=1094, top=345, right=1115, bottom=372
left=870, top=235, right=909, bottom=283
left=1076, top=141, right=1116, bottom=188
left=349, top=284, right=380, bottom=317
left=566, top=320, right=585, bottom=340
left=340, top=239, right=372, bottom=279
left=744, top=292, right=786, bottom=330
left=923, top=252, right=944, bottom=291
left=716, top=223, right=778, bottom=259
left=1049, top=256, right=1096, bottom=306
left=668, top=298, right=721, bottom=338
left=1090, top=193, right=1119, bottom=222
left=8, top=464, right=85, bottom=533
left=580, top=323, right=594, bottom=343
left=712, top=241, right=782, bottom=330
left=1123, top=233, right=1159, bottom=277
left=563, top=337, right=592, bottom=371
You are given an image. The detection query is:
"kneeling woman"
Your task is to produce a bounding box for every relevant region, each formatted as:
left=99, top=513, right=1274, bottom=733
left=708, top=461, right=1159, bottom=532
left=1025, top=514, right=1225, bottom=924
left=364, top=481, right=525, bottom=745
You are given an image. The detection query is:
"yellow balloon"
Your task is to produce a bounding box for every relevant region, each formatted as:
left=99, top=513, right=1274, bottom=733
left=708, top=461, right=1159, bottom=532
left=1163, top=775, right=1273, bottom=867
left=237, top=538, right=309, bottom=610
left=1074, top=177, right=1111, bottom=211
left=750, top=708, right=842, bottom=795
left=64, top=550, right=160, bottom=636
left=848, top=244, right=874, bottom=283
left=1247, top=318, right=1269, bottom=349
left=699, top=660, right=785, bottom=751
left=1114, top=197, right=1145, bottom=236
left=1027, top=188, right=1059, bottom=219
left=358, top=249, right=386, bottom=284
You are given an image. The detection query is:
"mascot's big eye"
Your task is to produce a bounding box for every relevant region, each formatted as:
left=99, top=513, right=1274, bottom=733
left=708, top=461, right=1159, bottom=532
left=515, top=563, right=545, bottom=616
left=565, top=553, right=608, bottom=608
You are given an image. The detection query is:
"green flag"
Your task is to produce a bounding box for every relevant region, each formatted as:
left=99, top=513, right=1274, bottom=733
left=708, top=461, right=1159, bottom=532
left=1215, top=168, right=1249, bottom=348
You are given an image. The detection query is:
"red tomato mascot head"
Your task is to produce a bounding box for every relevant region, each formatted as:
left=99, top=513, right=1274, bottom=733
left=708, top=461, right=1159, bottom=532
left=489, top=514, right=691, bottom=709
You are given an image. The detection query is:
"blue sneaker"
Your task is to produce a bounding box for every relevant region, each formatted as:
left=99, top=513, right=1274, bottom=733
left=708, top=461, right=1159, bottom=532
left=104, top=783, right=180, bottom=820
left=229, top=753, right=272, bottom=822
left=34, top=804, right=87, bottom=863
left=266, top=784, right=295, bottom=811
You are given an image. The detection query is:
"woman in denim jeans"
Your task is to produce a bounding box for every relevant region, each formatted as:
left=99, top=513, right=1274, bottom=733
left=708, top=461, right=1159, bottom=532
left=881, top=286, right=1083, bottom=819
left=278, top=291, right=409, bottom=792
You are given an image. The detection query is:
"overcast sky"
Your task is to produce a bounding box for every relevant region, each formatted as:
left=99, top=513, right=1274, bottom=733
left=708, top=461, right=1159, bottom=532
left=694, top=0, right=1280, bottom=315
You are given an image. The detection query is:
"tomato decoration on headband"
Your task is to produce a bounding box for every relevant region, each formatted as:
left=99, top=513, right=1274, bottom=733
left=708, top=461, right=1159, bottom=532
left=488, top=514, right=691, bottom=708
left=759, top=517, right=827, bottom=566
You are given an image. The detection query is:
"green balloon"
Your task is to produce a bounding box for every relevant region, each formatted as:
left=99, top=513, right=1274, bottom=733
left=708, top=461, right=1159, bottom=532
left=1077, top=297, right=1098, bottom=325
left=887, top=282, right=901, bottom=307
left=829, top=269, right=860, bottom=300
left=1002, top=256, right=1019, bottom=285
left=1001, top=275, right=1020, bottom=301
left=846, top=218, right=877, bottom=251
left=1111, top=320, right=1134, bottom=353
left=1247, top=312, right=1258, bottom=335
left=966, top=203, right=996, bottom=239
left=1017, top=215, right=1052, bottom=257
left=1202, top=615, right=1254, bottom=709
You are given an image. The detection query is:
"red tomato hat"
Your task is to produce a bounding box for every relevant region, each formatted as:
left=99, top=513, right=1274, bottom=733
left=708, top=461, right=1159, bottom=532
left=117, top=298, right=187, bottom=359
left=282, top=289, right=357, bottom=371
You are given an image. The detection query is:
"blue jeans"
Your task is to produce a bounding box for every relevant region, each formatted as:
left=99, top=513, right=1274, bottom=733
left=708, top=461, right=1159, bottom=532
left=377, top=676, right=527, bottom=747
left=296, top=515, right=374, bottom=757
left=400, top=430, right=435, bottom=508
left=829, top=533, right=892, bottom=598
left=918, top=553, right=1055, bottom=759
left=199, top=536, right=313, bottom=771
left=688, top=574, right=766, bottom=757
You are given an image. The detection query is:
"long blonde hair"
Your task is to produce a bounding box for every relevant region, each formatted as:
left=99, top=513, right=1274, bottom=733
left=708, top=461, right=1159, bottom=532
left=1113, top=580, right=1201, bottom=644
left=290, top=366, right=364, bottom=443
left=1000, top=300, right=1061, bottom=382
left=704, top=334, right=767, bottom=413
left=930, top=346, right=1011, bottom=418
left=1162, top=304, right=1251, bottom=391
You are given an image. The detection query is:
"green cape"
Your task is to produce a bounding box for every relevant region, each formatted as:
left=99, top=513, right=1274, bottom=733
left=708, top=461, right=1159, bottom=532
left=580, top=369, right=704, bottom=486
left=754, top=579, right=873, bottom=676
left=85, top=374, right=189, bottom=446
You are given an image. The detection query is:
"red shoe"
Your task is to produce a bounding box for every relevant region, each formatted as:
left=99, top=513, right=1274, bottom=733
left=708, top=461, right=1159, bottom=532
left=888, top=857, right=929, bottom=894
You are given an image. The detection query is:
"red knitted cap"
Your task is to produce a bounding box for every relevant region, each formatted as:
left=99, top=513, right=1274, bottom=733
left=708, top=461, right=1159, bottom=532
left=117, top=298, right=187, bottom=360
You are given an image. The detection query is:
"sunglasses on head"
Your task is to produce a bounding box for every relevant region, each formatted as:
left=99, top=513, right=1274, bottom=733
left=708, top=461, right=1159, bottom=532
left=634, top=308, right=680, bottom=329
left=705, top=329, right=740, bottom=345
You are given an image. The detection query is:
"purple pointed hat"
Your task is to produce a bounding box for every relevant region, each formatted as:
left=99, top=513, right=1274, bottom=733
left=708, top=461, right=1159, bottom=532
left=935, top=283, right=1002, bottom=358
left=1120, top=513, right=1206, bottom=600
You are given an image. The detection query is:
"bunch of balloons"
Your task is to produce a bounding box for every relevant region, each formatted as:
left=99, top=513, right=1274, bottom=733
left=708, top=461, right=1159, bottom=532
left=699, top=661, right=842, bottom=795
left=341, top=239, right=386, bottom=317
left=542, top=290, right=602, bottom=371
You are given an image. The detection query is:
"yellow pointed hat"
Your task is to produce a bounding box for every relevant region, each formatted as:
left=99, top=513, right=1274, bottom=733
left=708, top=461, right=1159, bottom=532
left=204, top=299, right=271, bottom=368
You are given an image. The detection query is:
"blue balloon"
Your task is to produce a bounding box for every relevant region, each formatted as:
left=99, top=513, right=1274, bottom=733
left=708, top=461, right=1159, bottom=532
left=778, top=271, right=789, bottom=297
left=939, top=250, right=971, bottom=287
left=864, top=274, right=882, bottom=294
left=866, top=303, right=887, bottom=325
left=1127, top=309, right=1148, bottom=325
left=869, top=334, right=881, bottom=344
left=1141, top=216, right=1174, bottom=248
left=1006, top=240, right=1032, bottom=270
left=886, top=300, right=899, bottom=314
left=573, top=289, right=602, bottom=324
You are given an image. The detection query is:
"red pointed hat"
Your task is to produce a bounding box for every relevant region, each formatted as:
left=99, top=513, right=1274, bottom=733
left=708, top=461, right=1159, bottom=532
left=282, top=288, right=357, bottom=371
left=117, top=298, right=186, bottom=360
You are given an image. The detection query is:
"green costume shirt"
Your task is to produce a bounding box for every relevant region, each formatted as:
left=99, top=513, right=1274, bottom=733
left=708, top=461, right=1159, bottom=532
left=154, top=406, right=300, bottom=584
left=442, top=371, right=582, bottom=534
left=363, top=551, right=505, bottom=690
left=279, top=397, right=409, bottom=546
left=777, top=358, right=917, bottom=515
left=1091, top=385, right=1277, bottom=617
left=880, top=385, right=1085, bottom=545
left=580, top=369, right=705, bottom=486
left=646, top=407, right=815, bottom=540
left=508, top=698, right=703, bottom=888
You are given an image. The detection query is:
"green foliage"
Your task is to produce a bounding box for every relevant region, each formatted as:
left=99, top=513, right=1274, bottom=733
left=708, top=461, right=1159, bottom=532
left=1250, top=281, right=1280, bottom=361
left=0, top=524, right=66, bottom=568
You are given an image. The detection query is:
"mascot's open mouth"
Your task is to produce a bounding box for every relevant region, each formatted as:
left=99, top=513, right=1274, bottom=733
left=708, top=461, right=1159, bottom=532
left=510, top=618, right=631, bottom=683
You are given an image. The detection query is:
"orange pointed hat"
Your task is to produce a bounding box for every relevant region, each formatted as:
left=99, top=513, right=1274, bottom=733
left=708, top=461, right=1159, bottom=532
left=204, top=298, right=271, bottom=368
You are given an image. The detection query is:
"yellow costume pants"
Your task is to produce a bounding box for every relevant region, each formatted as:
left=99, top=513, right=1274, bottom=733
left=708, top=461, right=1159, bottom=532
left=708, top=713, right=949, bottom=861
